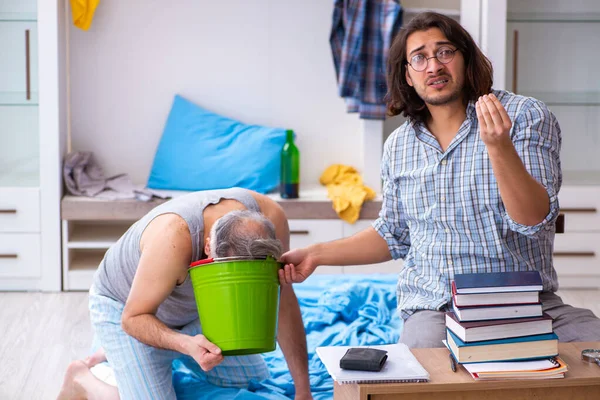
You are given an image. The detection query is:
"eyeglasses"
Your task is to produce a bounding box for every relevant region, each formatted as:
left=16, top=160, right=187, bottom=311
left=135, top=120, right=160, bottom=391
left=406, top=47, right=457, bottom=72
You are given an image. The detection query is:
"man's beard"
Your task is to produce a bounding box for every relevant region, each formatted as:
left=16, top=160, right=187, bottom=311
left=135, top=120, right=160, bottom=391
left=417, top=81, right=463, bottom=106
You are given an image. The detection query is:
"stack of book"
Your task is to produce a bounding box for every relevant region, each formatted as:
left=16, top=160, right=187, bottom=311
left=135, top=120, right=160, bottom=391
left=445, top=271, right=567, bottom=380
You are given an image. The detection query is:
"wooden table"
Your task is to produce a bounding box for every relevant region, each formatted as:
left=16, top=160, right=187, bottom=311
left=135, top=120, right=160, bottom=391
left=334, top=342, right=600, bottom=400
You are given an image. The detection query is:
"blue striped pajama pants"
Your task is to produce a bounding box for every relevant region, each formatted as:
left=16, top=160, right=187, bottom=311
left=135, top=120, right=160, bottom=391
left=88, top=286, right=270, bottom=399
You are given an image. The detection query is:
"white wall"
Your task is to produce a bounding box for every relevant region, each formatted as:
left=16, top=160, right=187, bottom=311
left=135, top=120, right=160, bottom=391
left=68, top=0, right=364, bottom=188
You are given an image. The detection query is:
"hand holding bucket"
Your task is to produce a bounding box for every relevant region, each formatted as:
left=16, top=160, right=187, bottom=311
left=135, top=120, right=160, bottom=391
left=185, top=334, right=224, bottom=371
left=188, top=256, right=282, bottom=356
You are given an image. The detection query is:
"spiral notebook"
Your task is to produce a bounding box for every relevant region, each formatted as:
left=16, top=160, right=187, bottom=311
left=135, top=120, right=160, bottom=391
left=316, top=343, right=430, bottom=384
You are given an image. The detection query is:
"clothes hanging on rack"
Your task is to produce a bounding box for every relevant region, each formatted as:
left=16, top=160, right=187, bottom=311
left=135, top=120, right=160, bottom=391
left=330, top=0, right=403, bottom=120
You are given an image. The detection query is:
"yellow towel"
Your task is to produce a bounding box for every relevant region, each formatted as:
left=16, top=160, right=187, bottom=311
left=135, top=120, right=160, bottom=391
left=320, top=164, right=376, bottom=224
left=70, top=0, right=100, bottom=31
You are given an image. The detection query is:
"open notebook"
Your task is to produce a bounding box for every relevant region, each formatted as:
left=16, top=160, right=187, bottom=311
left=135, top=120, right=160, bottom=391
left=316, top=343, right=430, bottom=384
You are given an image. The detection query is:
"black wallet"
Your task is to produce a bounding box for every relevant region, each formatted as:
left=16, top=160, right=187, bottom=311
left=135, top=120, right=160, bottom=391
left=339, top=348, right=388, bottom=372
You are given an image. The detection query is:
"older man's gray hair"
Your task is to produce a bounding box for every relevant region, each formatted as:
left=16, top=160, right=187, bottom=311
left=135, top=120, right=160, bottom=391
left=210, top=210, right=283, bottom=259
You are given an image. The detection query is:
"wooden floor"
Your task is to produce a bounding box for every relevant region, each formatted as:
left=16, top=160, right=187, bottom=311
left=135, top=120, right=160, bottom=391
left=0, top=292, right=91, bottom=400
left=1, top=289, right=598, bottom=400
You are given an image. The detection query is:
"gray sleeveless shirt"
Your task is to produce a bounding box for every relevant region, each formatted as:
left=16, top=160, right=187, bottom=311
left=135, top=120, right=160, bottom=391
left=92, top=188, right=260, bottom=328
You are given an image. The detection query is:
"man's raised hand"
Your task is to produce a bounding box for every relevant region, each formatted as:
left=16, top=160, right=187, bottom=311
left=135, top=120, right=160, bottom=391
left=476, top=93, right=513, bottom=148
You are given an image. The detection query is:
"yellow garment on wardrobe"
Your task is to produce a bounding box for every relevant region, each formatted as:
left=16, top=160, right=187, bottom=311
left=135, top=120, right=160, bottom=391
left=320, top=164, right=376, bottom=224
left=70, top=0, right=100, bottom=31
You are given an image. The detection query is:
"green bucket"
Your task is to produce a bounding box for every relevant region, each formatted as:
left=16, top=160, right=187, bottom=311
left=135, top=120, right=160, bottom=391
left=188, top=256, right=281, bottom=355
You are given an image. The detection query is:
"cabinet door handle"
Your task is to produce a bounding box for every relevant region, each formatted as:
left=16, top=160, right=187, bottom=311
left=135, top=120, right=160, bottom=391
left=512, top=30, right=519, bottom=93
left=0, top=209, right=17, bottom=214
left=290, top=230, right=310, bottom=235
left=25, top=29, right=31, bottom=100
left=554, top=251, right=596, bottom=257
left=560, top=207, right=597, bottom=213
left=0, top=254, right=18, bottom=259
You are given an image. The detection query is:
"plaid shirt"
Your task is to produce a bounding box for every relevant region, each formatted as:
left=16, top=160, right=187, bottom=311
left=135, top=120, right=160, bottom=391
left=330, top=0, right=402, bottom=120
left=373, top=90, right=563, bottom=319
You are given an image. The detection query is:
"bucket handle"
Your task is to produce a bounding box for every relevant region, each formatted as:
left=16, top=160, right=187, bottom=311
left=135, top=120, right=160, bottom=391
left=189, top=258, right=215, bottom=268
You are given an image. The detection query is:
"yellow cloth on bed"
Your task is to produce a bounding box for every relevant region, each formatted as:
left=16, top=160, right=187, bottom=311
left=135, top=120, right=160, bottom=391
left=70, top=0, right=100, bottom=31
left=320, top=164, right=376, bottom=224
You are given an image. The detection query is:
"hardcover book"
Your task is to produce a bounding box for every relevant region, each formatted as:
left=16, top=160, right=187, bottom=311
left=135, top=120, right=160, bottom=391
left=445, top=312, right=553, bottom=342
left=453, top=271, right=543, bottom=294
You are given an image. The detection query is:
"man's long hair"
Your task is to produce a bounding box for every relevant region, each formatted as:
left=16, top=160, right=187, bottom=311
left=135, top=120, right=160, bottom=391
left=386, top=12, right=493, bottom=121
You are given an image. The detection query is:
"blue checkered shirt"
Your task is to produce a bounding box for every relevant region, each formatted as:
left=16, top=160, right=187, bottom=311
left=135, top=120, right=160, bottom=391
left=373, top=90, right=563, bottom=319
left=330, top=0, right=403, bottom=120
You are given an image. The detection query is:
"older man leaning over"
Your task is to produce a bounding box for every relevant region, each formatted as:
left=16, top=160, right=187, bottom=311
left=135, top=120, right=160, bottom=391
left=57, top=188, right=312, bottom=400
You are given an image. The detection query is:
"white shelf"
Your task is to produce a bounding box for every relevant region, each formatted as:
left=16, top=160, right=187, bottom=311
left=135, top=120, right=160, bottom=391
left=520, top=91, right=600, bottom=106
left=0, top=92, right=39, bottom=106
left=563, top=171, right=600, bottom=186
left=0, top=12, right=37, bottom=21
left=64, top=221, right=130, bottom=290
left=67, top=249, right=105, bottom=291
left=67, top=222, right=132, bottom=249
left=70, top=249, right=106, bottom=270
left=508, top=12, right=600, bottom=23
left=68, top=269, right=96, bottom=291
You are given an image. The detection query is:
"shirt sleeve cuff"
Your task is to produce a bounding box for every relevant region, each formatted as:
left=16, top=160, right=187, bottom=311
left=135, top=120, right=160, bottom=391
left=504, top=185, right=560, bottom=237
left=372, top=217, right=409, bottom=259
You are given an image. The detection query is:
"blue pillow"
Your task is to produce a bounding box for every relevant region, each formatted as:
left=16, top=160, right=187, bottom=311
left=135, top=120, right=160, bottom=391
left=148, top=95, right=287, bottom=193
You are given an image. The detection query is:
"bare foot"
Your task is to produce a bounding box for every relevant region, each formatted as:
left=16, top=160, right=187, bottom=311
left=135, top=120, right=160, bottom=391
left=84, top=348, right=107, bottom=368
left=57, top=360, right=88, bottom=400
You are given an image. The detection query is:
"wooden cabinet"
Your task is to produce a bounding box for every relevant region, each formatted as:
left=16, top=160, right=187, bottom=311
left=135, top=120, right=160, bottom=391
left=62, top=220, right=134, bottom=290
left=475, top=0, right=600, bottom=289
left=0, top=1, right=61, bottom=291
left=0, top=233, right=41, bottom=279
left=555, top=187, right=600, bottom=288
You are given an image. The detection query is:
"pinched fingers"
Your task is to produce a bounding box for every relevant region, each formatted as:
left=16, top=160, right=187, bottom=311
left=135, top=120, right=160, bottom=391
left=488, top=93, right=512, bottom=131
left=477, top=96, right=495, bottom=131
left=477, top=94, right=512, bottom=142
left=482, top=95, right=505, bottom=129
left=475, top=100, right=488, bottom=130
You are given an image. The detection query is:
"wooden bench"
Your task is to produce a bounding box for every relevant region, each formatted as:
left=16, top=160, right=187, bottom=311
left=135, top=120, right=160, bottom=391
left=334, top=342, right=600, bottom=400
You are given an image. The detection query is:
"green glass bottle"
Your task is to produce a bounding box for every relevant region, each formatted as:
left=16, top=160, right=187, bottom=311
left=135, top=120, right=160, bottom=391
left=280, top=129, right=300, bottom=199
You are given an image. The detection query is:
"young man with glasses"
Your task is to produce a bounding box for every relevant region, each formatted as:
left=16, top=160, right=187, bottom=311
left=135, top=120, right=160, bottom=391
left=279, top=12, right=600, bottom=347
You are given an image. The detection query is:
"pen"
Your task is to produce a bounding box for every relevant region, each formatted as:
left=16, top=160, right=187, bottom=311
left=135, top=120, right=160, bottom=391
left=449, top=353, right=457, bottom=372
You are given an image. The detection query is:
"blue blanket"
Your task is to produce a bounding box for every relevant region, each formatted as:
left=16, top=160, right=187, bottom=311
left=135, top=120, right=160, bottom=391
left=173, top=274, right=402, bottom=399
